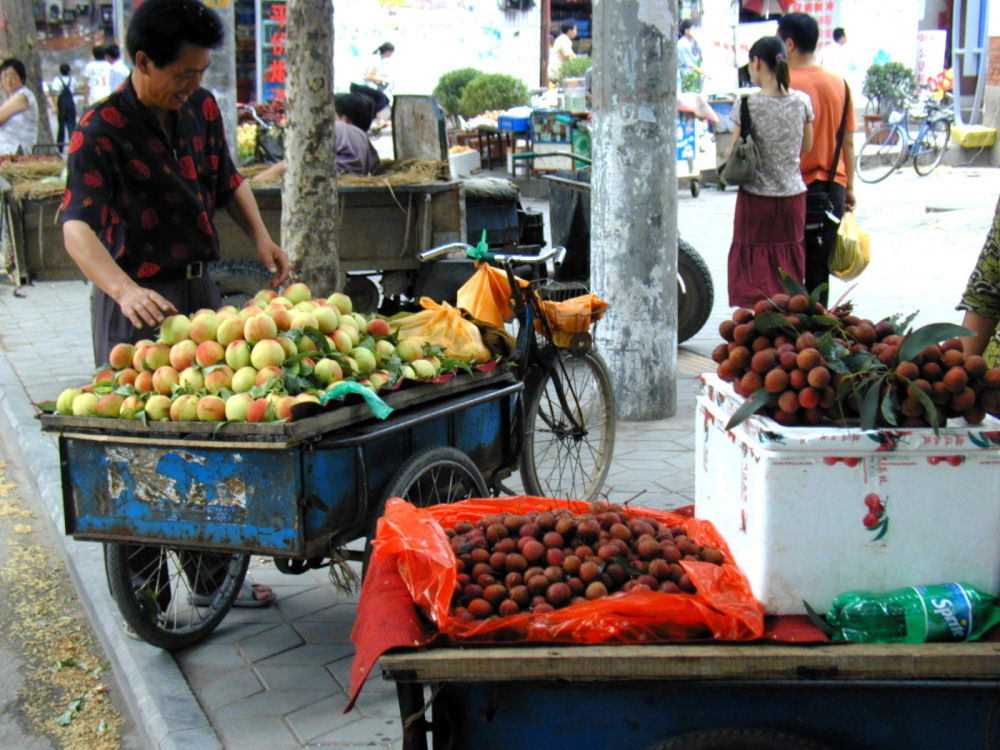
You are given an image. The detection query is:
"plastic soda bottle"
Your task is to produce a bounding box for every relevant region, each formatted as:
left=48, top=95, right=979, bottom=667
left=825, top=582, right=1000, bottom=643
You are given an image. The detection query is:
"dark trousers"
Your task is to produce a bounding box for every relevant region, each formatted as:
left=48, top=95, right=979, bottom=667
left=93, top=274, right=235, bottom=602
left=56, top=115, right=75, bottom=153
left=804, top=180, right=846, bottom=308
left=350, top=83, right=389, bottom=118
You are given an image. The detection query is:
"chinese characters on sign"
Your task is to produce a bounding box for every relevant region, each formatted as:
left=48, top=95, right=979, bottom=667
left=262, top=1, right=287, bottom=101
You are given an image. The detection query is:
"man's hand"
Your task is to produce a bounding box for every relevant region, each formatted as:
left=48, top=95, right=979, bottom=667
left=257, top=239, right=290, bottom=288
left=116, top=283, right=178, bottom=328
left=844, top=188, right=856, bottom=212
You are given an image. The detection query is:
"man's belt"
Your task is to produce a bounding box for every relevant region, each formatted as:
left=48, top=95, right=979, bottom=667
left=142, top=261, right=207, bottom=282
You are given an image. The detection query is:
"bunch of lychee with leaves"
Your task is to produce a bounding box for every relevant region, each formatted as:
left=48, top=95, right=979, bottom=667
left=52, top=282, right=475, bottom=424
left=446, top=501, right=727, bottom=620
left=715, top=276, right=1000, bottom=431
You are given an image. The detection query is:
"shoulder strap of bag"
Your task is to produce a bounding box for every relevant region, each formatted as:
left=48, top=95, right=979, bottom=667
left=827, top=80, right=850, bottom=181
left=739, top=95, right=752, bottom=141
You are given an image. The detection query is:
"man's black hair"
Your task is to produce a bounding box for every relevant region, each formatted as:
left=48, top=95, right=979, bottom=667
left=335, top=93, right=375, bottom=132
left=833, top=27, right=846, bottom=43
left=776, top=13, right=819, bottom=54
left=561, top=21, right=577, bottom=34
left=59, top=62, right=71, bottom=75
left=105, top=43, right=121, bottom=60
left=127, top=0, right=224, bottom=68
left=92, top=46, right=105, bottom=60
left=679, top=19, right=695, bottom=36
left=0, top=58, right=27, bottom=84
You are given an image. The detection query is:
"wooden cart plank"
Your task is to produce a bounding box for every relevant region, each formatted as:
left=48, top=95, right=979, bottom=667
left=39, top=366, right=516, bottom=446
left=380, top=642, right=1000, bottom=683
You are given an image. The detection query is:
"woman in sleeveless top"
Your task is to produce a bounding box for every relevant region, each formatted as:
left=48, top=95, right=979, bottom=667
left=0, top=58, right=39, bottom=156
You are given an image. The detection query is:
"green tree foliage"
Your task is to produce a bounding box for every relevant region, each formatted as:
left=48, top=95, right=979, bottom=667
left=456, top=73, right=530, bottom=118
left=433, top=68, right=484, bottom=115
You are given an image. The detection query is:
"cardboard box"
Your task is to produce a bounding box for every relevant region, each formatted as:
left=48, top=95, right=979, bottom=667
left=694, top=374, right=1000, bottom=614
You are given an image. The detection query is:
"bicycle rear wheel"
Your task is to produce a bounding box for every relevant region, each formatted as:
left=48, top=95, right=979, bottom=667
left=856, top=126, right=905, bottom=183
left=913, top=119, right=950, bottom=175
left=520, top=347, right=615, bottom=503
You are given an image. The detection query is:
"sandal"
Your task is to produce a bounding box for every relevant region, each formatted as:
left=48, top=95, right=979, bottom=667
left=188, top=580, right=276, bottom=609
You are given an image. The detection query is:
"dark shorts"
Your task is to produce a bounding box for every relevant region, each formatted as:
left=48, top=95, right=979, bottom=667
left=91, top=274, right=222, bottom=367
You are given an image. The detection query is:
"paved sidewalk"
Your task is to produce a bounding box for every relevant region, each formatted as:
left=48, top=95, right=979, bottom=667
left=0, top=280, right=710, bottom=750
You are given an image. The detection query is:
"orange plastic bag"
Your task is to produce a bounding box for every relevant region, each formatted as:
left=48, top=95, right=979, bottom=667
left=455, top=262, right=528, bottom=329
left=373, top=496, right=765, bottom=643
left=390, top=297, right=492, bottom=363
left=535, top=294, right=609, bottom=348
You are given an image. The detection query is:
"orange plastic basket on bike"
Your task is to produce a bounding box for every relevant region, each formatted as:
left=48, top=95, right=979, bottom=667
left=534, top=293, right=609, bottom=348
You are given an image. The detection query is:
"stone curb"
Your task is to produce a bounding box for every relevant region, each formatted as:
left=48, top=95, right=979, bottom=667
left=0, top=347, right=222, bottom=750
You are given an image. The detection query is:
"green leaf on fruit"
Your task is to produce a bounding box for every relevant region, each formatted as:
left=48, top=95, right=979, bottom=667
left=909, top=381, right=941, bottom=434
left=753, top=311, right=798, bottom=336
left=888, top=310, right=920, bottom=335
left=842, top=352, right=881, bottom=373
left=807, top=282, right=828, bottom=308
left=879, top=387, right=898, bottom=426
left=36, top=399, right=58, bottom=414
left=725, top=387, right=776, bottom=431
left=357, top=336, right=377, bottom=352
left=778, top=269, right=808, bottom=297
left=859, top=380, right=883, bottom=430
left=897, top=323, right=975, bottom=363
left=609, top=556, right=645, bottom=577
left=871, top=517, right=889, bottom=541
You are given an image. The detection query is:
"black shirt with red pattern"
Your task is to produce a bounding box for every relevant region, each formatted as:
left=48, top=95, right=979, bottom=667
left=61, top=79, right=243, bottom=281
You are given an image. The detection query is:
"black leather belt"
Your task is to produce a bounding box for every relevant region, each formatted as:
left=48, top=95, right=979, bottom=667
left=144, top=261, right=206, bottom=281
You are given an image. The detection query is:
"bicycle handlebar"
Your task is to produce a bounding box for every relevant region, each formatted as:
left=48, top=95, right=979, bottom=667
left=418, top=243, right=566, bottom=266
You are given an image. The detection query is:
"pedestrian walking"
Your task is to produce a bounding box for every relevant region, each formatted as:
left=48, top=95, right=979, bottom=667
left=351, top=42, right=394, bottom=133
left=105, top=43, right=131, bottom=92
left=47, top=63, right=78, bottom=154
left=778, top=13, right=856, bottom=307
left=82, top=45, right=112, bottom=106
left=727, top=37, right=814, bottom=308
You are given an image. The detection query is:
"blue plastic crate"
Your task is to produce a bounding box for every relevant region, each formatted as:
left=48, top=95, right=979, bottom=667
left=498, top=114, right=531, bottom=133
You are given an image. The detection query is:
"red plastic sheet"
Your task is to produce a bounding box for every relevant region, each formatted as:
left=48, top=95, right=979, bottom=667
left=373, top=496, right=764, bottom=644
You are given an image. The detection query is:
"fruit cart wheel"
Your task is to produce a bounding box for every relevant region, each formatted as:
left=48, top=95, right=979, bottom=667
left=105, top=543, right=249, bottom=650
left=520, top=347, right=616, bottom=503
left=644, top=727, right=832, bottom=750
left=690, top=178, right=701, bottom=197
left=677, top=237, right=714, bottom=343
left=362, top=447, right=490, bottom=575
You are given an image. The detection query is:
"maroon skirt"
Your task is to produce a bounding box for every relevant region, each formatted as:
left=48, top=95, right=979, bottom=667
left=728, top=189, right=806, bottom=308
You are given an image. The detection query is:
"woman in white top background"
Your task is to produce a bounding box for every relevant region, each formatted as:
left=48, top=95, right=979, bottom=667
left=350, top=42, right=394, bottom=133
left=0, top=58, right=39, bottom=156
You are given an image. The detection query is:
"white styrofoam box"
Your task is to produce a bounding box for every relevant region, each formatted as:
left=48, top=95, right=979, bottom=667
left=695, top=373, right=1000, bottom=615
left=448, top=149, right=481, bottom=178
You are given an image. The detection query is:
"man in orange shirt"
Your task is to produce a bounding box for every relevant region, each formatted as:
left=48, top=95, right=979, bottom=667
left=778, top=13, right=856, bottom=306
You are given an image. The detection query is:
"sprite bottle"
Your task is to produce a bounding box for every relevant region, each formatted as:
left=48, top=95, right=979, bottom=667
left=825, top=582, right=1000, bottom=643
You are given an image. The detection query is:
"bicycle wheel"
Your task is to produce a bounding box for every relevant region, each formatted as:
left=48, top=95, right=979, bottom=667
left=105, top=543, right=248, bottom=650
left=913, top=118, right=950, bottom=175
left=520, top=348, right=616, bottom=503
left=856, top=126, right=906, bottom=183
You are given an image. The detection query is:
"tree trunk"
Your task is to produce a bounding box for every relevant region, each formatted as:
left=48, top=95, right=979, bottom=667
left=0, top=3, right=55, bottom=147
left=282, top=0, right=339, bottom=294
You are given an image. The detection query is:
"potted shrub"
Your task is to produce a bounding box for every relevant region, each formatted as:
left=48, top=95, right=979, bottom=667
left=456, top=73, right=530, bottom=119
left=433, top=67, right=483, bottom=124
left=862, top=61, right=916, bottom=135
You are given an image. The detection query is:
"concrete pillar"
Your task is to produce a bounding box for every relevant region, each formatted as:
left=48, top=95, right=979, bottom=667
left=591, top=0, right=677, bottom=420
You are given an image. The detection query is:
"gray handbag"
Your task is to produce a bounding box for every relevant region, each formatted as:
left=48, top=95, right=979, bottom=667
left=720, top=97, right=759, bottom=186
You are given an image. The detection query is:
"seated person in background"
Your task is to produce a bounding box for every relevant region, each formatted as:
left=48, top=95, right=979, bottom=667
left=254, top=93, right=380, bottom=180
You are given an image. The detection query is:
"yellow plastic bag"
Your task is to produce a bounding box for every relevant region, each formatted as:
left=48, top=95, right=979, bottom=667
left=455, top=262, right=528, bottom=329
left=829, top=211, right=870, bottom=281
left=390, top=298, right=492, bottom=364
left=534, top=293, right=609, bottom=348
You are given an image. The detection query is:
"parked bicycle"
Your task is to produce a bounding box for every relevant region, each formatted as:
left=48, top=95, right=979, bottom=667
left=856, top=96, right=954, bottom=183
left=418, top=242, right=616, bottom=503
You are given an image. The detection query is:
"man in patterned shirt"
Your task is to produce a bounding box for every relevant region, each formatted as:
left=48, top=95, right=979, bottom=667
left=61, top=0, right=287, bottom=614
left=62, top=0, right=289, bottom=365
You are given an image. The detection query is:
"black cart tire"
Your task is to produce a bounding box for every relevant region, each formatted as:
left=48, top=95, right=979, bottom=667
left=644, top=727, right=833, bottom=750
left=677, top=237, right=714, bottom=343
left=105, top=543, right=249, bottom=650
left=209, top=259, right=273, bottom=309
left=521, top=348, right=615, bottom=503
left=690, top=179, right=701, bottom=197
left=362, top=447, right=490, bottom=575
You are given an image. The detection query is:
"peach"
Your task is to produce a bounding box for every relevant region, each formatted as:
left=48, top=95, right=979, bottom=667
left=108, top=342, right=137, bottom=370
left=134, top=370, right=155, bottom=394
left=158, top=314, right=191, bottom=345
left=231, top=366, right=258, bottom=393
left=152, top=365, right=180, bottom=395
left=250, top=339, right=286, bottom=369
left=255, top=365, right=284, bottom=387
left=178, top=367, right=204, bottom=392
left=314, top=305, right=340, bottom=334
left=366, top=318, right=391, bottom=337
left=411, top=359, right=437, bottom=379
left=169, top=339, right=198, bottom=371
left=215, top=315, right=246, bottom=347
left=224, top=393, right=254, bottom=422
left=396, top=338, right=424, bottom=363
left=313, top=358, right=343, bottom=385
left=169, top=394, right=200, bottom=422
left=254, top=289, right=278, bottom=304
left=246, top=397, right=270, bottom=423
left=188, top=310, right=219, bottom=344
left=244, top=313, right=278, bottom=344
left=93, top=368, right=116, bottom=386
left=143, top=343, right=171, bottom=371
left=238, top=304, right=265, bottom=322
left=331, top=329, right=354, bottom=354
left=282, top=282, right=313, bottom=305
left=351, top=347, right=377, bottom=376
left=225, top=339, right=252, bottom=370
left=274, top=395, right=296, bottom=421
left=119, top=395, right=144, bottom=419
left=71, top=392, right=100, bottom=416
left=56, top=388, right=83, bottom=415
left=195, top=340, right=225, bottom=368
left=375, top=340, right=396, bottom=361
left=327, top=292, right=352, bottom=315
left=289, top=311, right=319, bottom=331
left=276, top=336, right=297, bottom=358
left=204, top=365, right=234, bottom=394
left=267, top=306, right=293, bottom=332
left=196, top=395, right=226, bottom=422
left=96, top=393, right=124, bottom=418
left=144, top=394, right=172, bottom=421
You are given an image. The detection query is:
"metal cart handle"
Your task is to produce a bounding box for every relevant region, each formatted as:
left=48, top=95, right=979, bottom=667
left=418, top=242, right=565, bottom=267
